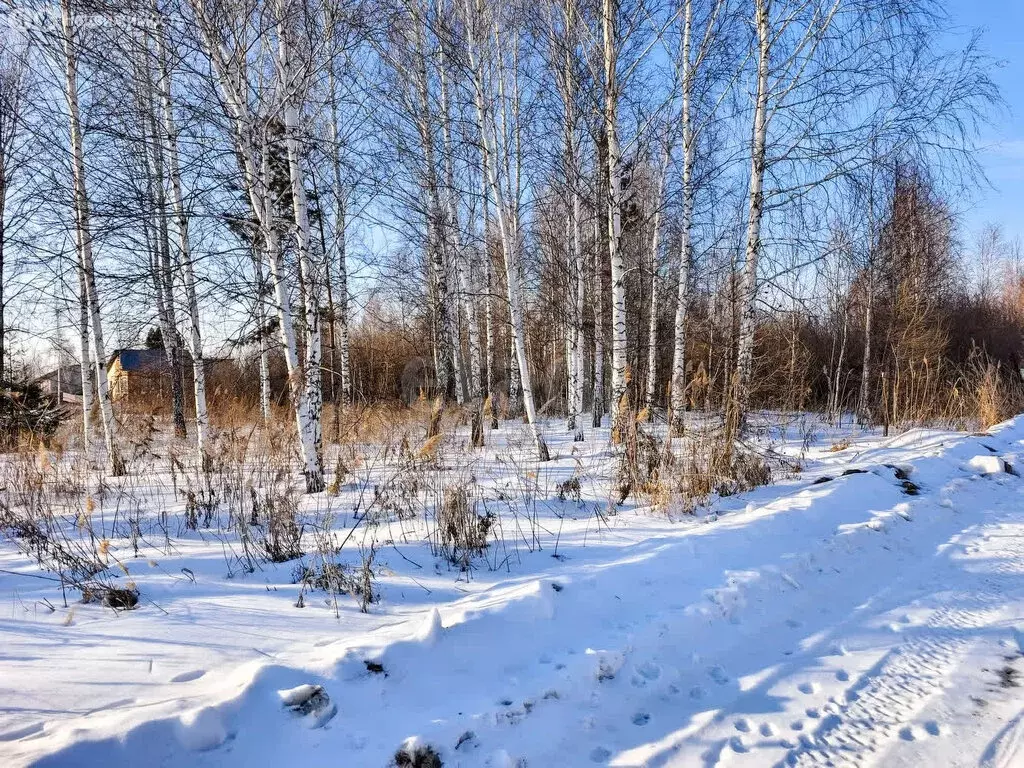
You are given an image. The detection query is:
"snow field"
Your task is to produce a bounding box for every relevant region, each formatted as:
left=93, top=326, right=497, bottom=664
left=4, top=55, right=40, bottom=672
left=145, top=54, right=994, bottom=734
left=1, top=414, right=1023, bottom=767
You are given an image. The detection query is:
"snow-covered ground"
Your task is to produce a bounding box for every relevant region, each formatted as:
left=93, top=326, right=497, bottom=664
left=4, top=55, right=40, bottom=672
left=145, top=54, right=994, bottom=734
left=2, top=413, right=1024, bottom=767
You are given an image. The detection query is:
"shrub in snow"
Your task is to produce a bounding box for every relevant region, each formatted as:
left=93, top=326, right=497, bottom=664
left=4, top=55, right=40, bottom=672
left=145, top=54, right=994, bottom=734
left=721, top=452, right=772, bottom=496
left=393, top=738, right=443, bottom=768
left=254, top=485, right=303, bottom=562
left=372, top=471, right=419, bottom=522
left=278, top=684, right=336, bottom=728
left=184, top=487, right=219, bottom=530
left=0, top=382, right=63, bottom=450
left=434, top=484, right=493, bottom=567
left=293, top=549, right=379, bottom=613
left=556, top=476, right=582, bottom=504
left=615, top=421, right=663, bottom=505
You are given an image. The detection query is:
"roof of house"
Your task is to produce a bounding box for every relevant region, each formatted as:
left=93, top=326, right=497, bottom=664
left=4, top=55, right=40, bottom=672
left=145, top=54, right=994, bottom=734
left=107, top=349, right=170, bottom=372
left=34, top=363, right=83, bottom=383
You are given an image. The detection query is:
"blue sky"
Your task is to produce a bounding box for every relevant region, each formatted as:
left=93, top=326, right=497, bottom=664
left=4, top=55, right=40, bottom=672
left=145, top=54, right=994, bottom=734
left=949, top=0, right=1024, bottom=243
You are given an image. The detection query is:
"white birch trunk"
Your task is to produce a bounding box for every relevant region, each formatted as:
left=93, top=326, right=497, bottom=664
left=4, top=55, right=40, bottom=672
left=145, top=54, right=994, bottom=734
left=326, top=59, right=352, bottom=407
left=137, top=47, right=187, bottom=440
left=76, top=265, right=93, bottom=444
left=732, top=0, right=771, bottom=438
left=830, top=305, right=849, bottom=422
left=189, top=0, right=323, bottom=491
left=857, top=175, right=877, bottom=425
left=483, top=186, right=499, bottom=429
left=669, top=0, right=694, bottom=433
left=464, top=0, right=548, bottom=460
left=437, top=50, right=468, bottom=406
left=261, top=151, right=323, bottom=492
left=568, top=192, right=584, bottom=440
left=592, top=204, right=605, bottom=428
left=277, top=2, right=323, bottom=478
left=555, top=0, right=584, bottom=441
left=410, top=6, right=453, bottom=399
left=603, top=0, right=628, bottom=442
left=255, top=250, right=272, bottom=426
left=61, top=0, right=123, bottom=475
left=857, top=261, right=874, bottom=424
left=154, top=10, right=209, bottom=463
left=644, top=145, right=670, bottom=415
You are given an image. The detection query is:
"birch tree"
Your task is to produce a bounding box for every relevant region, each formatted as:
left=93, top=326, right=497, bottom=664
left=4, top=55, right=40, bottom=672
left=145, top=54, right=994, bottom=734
left=643, top=138, right=670, bottom=415
left=464, top=0, right=549, bottom=460
left=61, top=0, right=124, bottom=475
left=548, top=0, right=586, bottom=441
left=602, top=0, right=629, bottom=442
left=725, top=0, right=987, bottom=439
left=0, top=43, right=28, bottom=388
left=153, top=9, right=210, bottom=462
left=134, top=40, right=188, bottom=439
left=668, top=0, right=725, bottom=433
left=276, top=0, right=324, bottom=474
left=188, top=0, right=324, bottom=492
left=322, top=3, right=353, bottom=411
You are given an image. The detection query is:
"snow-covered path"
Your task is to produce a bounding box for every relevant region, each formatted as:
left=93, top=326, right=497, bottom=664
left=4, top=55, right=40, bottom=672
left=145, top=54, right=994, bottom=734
left=3, top=418, right=1024, bottom=767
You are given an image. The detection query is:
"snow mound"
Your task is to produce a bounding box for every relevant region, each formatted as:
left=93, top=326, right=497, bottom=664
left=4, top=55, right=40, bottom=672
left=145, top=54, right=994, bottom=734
left=419, top=607, right=444, bottom=645
left=966, top=455, right=1010, bottom=475
left=175, top=706, right=228, bottom=752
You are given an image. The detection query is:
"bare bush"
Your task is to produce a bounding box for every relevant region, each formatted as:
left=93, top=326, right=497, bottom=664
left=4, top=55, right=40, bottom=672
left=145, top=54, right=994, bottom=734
left=433, top=483, right=493, bottom=568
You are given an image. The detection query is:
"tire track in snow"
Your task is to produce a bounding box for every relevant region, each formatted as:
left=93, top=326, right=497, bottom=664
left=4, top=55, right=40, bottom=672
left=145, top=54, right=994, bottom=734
left=781, top=511, right=1024, bottom=768
left=780, top=604, right=994, bottom=767
left=980, top=709, right=1024, bottom=768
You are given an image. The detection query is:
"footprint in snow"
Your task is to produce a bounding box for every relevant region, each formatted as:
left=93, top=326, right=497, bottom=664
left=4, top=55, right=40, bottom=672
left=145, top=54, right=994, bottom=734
left=709, top=666, right=730, bottom=685
left=730, top=736, right=749, bottom=753
left=632, top=712, right=650, bottom=726
left=589, top=746, right=611, bottom=763
left=924, top=720, right=943, bottom=736
left=900, top=725, right=919, bottom=741
left=798, top=733, right=817, bottom=750
left=171, top=670, right=206, bottom=683
left=786, top=618, right=802, bottom=628
left=790, top=721, right=804, bottom=731
left=635, top=661, right=661, bottom=680
left=734, top=718, right=752, bottom=733
left=835, top=670, right=850, bottom=682
left=798, top=682, right=818, bottom=695
left=689, top=685, right=706, bottom=700
left=759, top=723, right=777, bottom=737
left=806, top=708, right=821, bottom=719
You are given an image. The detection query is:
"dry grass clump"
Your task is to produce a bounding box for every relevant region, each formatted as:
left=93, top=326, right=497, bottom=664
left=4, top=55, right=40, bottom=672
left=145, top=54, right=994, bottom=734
left=555, top=476, right=582, bottom=504
left=294, top=554, right=378, bottom=613
left=433, top=483, right=493, bottom=568
left=614, top=413, right=664, bottom=505
left=875, top=348, right=1024, bottom=432
left=968, top=358, right=1024, bottom=430
left=621, top=425, right=773, bottom=516
left=250, top=483, right=302, bottom=562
